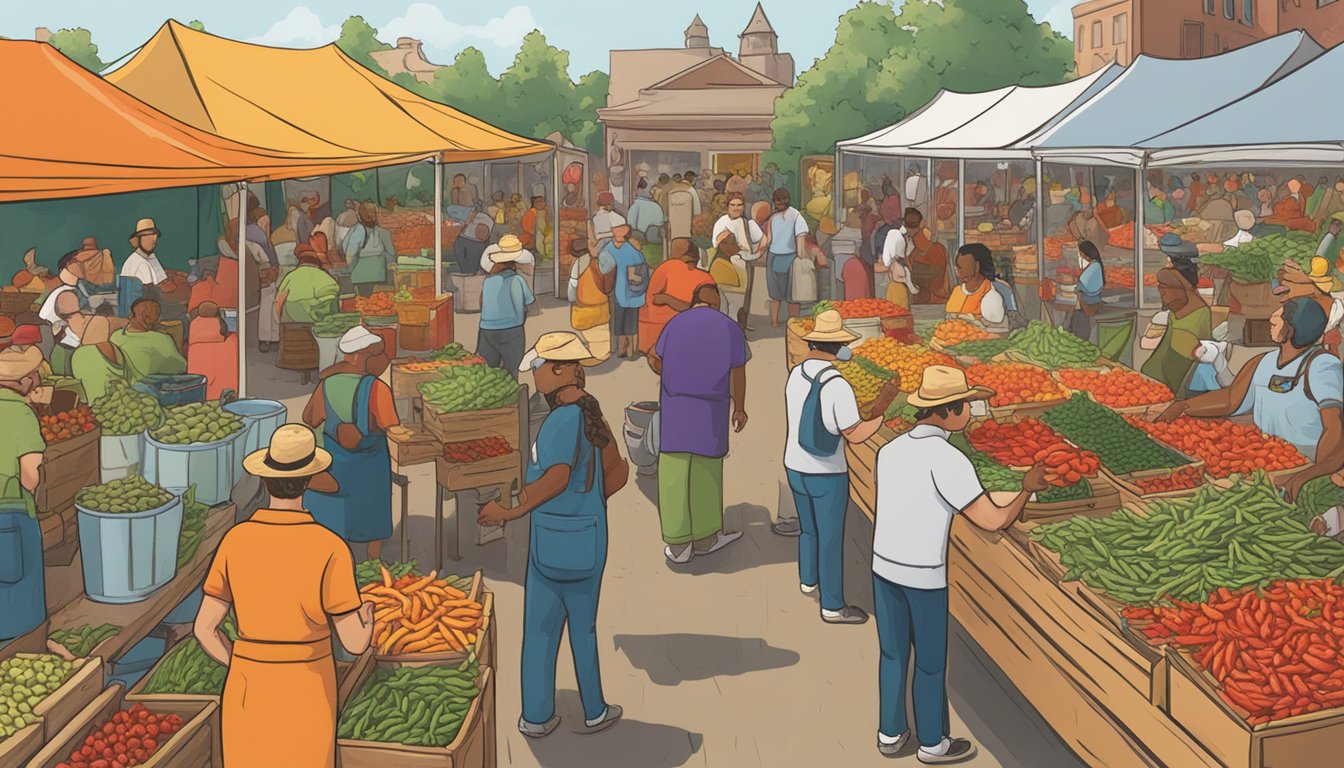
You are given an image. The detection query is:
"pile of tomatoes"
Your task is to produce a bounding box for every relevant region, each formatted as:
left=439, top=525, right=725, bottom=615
left=442, top=436, right=512, bottom=463
left=1133, top=464, right=1204, bottom=494
left=39, top=405, right=98, bottom=442
left=968, top=418, right=1100, bottom=487
left=1056, top=369, right=1173, bottom=409
left=1126, top=416, right=1307, bottom=479
left=932, top=319, right=995, bottom=347
left=55, top=704, right=184, bottom=768
left=356, top=292, right=397, bottom=317
left=831, top=299, right=910, bottom=319
left=965, top=363, right=1067, bottom=408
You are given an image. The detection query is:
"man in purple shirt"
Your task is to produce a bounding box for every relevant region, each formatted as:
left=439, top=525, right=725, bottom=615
left=651, top=283, right=749, bottom=564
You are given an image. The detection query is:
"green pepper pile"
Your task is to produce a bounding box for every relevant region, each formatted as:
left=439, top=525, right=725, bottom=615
left=419, top=365, right=520, bottom=413
left=945, top=338, right=1016, bottom=361
left=91, top=380, right=162, bottom=436
left=428, top=342, right=472, bottom=362
left=1201, top=232, right=1316, bottom=283
left=149, top=402, right=244, bottom=445
left=338, top=657, right=481, bottom=746
left=313, top=312, right=362, bottom=338
left=76, top=476, right=174, bottom=514
left=1041, top=394, right=1187, bottom=474
left=49, top=624, right=120, bottom=658
left=0, top=654, right=75, bottom=738
left=177, top=486, right=207, bottom=568
left=355, top=559, right=418, bottom=587
left=1004, top=321, right=1102, bottom=368
left=139, top=614, right=238, bottom=696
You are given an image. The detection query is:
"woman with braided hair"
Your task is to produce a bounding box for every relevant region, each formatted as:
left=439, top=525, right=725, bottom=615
left=479, top=332, right=630, bottom=739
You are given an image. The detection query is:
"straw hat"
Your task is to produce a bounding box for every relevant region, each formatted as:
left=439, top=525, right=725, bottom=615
left=1309, top=257, right=1336, bottom=293
left=0, top=345, right=43, bottom=381
left=519, top=331, right=600, bottom=372
left=490, top=234, right=525, bottom=263
left=130, top=218, right=160, bottom=238
left=907, top=365, right=994, bottom=409
left=242, top=423, right=333, bottom=479
left=801, top=310, right=858, bottom=344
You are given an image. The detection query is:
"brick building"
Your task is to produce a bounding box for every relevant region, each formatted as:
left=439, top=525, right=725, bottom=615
left=1073, top=0, right=1344, bottom=76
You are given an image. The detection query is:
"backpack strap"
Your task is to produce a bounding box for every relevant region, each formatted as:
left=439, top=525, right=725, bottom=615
left=1294, top=347, right=1330, bottom=405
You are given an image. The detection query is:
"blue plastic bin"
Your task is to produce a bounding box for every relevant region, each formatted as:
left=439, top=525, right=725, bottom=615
left=134, top=374, right=207, bottom=407
left=223, top=398, right=287, bottom=459
left=142, top=429, right=240, bottom=506
left=77, top=490, right=183, bottom=604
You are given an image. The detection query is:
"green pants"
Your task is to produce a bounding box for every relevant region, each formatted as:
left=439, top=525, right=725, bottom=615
left=657, top=452, right=724, bottom=545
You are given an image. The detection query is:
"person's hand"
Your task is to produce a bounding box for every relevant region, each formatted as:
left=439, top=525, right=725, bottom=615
left=732, top=409, right=748, bottom=433
left=1278, top=470, right=1310, bottom=503
left=877, top=378, right=902, bottom=407
left=1331, top=219, right=1343, bottom=237
left=1155, top=401, right=1187, bottom=424
left=478, top=499, right=511, bottom=528
left=358, top=600, right=375, bottom=626
left=1022, top=465, right=1050, bottom=494
left=1310, top=516, right=1329, bottom=536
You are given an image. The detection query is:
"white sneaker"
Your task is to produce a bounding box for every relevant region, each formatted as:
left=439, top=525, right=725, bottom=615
left=664, top=543, right=694, bottom=564
left=695, top=530, right=743, bottom=556
left=581, top=704, right=623, bottom=734
left=800, top=583, right=819, bottom=596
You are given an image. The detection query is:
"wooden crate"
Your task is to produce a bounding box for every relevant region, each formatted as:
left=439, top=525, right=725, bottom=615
left=436, top=453, right=520, bottom=495
left=0, top=721, right=42, bottom=768
left=27, top=684, right=221, bottom=768
left=32, top=654, right=105, bottom=742
left=843, top=427, right=895, bottom=514
left=1106, top=461, right=1209, bottom=506
left=422, top=400, right=520, bottom=446
left=390, top=425, right=442, bottom=466
left=337, top=666, right=495, bottom=768
left=1022, top=474, right=1123, bottom=523
left=35, top=426, right=100, bottom=515
left=376, top=584, right=494, bottom=668
left=1166, top=648, right=1344, bottom=768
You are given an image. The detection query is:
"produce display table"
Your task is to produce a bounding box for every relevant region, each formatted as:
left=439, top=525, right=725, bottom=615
left=45, top=503, right=234, bottom=664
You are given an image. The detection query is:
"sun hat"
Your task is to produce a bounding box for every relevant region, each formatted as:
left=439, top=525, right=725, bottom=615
left=130, top=218, right=160, bottom=239
left=519, top=331, right=600, bottom=372
left=242, top=423, right=334, bottom=479
left=0, top=345, right=44, bottom=380
left=338, top=326, right=382, bottom=354
left=1309, top=257, right=1336, bottom=293
left=490, top=234, right=525, bottom=264
left=801, top=310, right=859, bottom=343
left=907, top=365, right=994, bottom=409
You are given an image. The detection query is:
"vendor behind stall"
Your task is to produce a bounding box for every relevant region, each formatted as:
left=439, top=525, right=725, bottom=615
left=341, top=202, right=393, bottom=298
left=276, top=235, right=340, bottom=323
left=1141, top=268, right=1211, bottom=397
left=946, top=244, right=1008, bottom=334
left=71, top=316, right=128, bottom=404
left=111, top=298, right=186, bottom=384
left=1069, top=240, right=1106, bottom=342
left=0, top=344, right=47, bottom=641
left=38, top=250, right=88, bottom=376
left=188, top=302, right=238, bottom=400
left=1160, top=297, right=1343, bottom=497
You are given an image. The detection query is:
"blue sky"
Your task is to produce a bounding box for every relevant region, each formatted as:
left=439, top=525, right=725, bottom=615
left=1, top=0, right=1076, bottom=76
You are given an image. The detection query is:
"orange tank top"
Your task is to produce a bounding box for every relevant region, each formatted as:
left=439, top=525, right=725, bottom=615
left=945, top=280, right=992, bottom=317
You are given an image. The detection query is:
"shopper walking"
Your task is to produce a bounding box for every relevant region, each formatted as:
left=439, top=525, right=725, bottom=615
left=341, top=201, right=394, bottom=298
left=872, top=366, right=1047, bottom=763
left=478, top=237, right=536, bottom=379
left=784, top=310, right=900, bottom=623
left=712, top=193, right=764, bottom=329
left=649, top=284, right=747, bottom=563
left=763, top=188, right=811, bottom=327
left=195, top=424, right=374, bottom=768
left=640, top=238, right=714, bottom=361
left=479, top=332, right=628, bottom=738
left=601, top=224, right=649, bottom=360
left=567, top=239, right=614, bottom=363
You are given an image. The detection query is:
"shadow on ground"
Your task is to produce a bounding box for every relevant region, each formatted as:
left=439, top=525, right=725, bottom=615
left=612, top=633, right=800, bottom=686
left=518, top=690, right=704, bottom=768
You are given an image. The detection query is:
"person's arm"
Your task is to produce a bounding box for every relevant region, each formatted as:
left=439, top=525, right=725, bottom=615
left=1158, top=352, right=1266, bottom=422
left=479, top=407, right=580, bottom=526
left=18, top=452, right=42, bottom=493
left=963, top=466, right=1049, bottom=531
left=322, top=545, right=375, bottom=654
left=521, top=277, right=536, bottom=307
left=880, top=230, right=899, bottom=268
left=193, top=594, right=233, bottom=667
left=274, top=288, right=289, bottom=319
left=654, top=294, right=691, bottom=311
left=841, top=379, right=902, bottom=444
left=731, top=366, right=748, bottom=433
left=599, top=419, right=629, bottom=500
left=302, top=384, right=326, bottom=427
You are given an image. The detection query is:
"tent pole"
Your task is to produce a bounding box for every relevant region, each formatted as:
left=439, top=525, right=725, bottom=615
left=1135, top=162, right=1146, bottom=311
left=237, top=181, right=248, bottom=399
left=1035, top=159, right=1045, bottom=322
left=834, top=146, right=843, bottom=300
left=553, top=150, right=562, bottom=297
left=433, top=156, right=443, bottom=297
left=957, top=159, right=966, bottom=247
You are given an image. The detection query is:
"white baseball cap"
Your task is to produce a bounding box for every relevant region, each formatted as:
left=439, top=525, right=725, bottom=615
left=338, top=326, right=382, bottom=354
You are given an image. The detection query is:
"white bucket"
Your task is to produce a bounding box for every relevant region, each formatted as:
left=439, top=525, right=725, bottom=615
left=141, top=429, right=242, bottom=506
left=77, top=491, right=183, bottom=604
left=100, top=434, right=143, bottom=483
left=316, top=334, right=342, bottom=370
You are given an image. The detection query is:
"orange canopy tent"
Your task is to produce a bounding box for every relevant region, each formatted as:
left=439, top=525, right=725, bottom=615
left=0, top=41, right=432, bottom=202
left=106, top=20, right=549, bottom=163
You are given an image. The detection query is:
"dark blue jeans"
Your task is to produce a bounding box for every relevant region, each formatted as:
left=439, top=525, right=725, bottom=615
left=786, top=469, right=848, bottom=612
left=873, top=574, right=950, bottom=747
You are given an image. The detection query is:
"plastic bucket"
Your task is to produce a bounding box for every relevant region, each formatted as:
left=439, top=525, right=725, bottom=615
left=76, top=490, right=184, bottom=604
left=100, top=434, right=144, bottom=483
left=222, top=399, right=286, bottom=485
left=142, top=430, right=240, bottom=506
left=623, top=401, right=660, bottom=472
left=316, top=334, right=343, bottom=370
left=134, top=374, right=208, bottom=407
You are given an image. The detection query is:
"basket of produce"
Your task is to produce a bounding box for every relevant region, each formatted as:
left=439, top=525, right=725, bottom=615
left=966, top=362, right=1070, bottom=419
left=1125, top=416, right=1308, bottom=482
left=128, top=614, right=236, bottom=704
left=1054, top=367, right=1173, bottom=418
left=91, top=381, right=161, bottom=483
left=436, top=441, right=521, bottom=494
left=929, top=319, right=1000, bottom=352
left=26, top=684, right=216, bottom=768
left=0, top=654, right=103, bottom=767
left=1040, top=394, right=1202, bottom=495
left=362, top=568, right=489, bottom=663
left=418, top=366, right=522, bottom=445
left=355, top=291, right=397, bottom=320
left=32, top=403, right=101, bottom=516
left=74, top=477, right=183, bottom=604
left=390, top=343, right=484, bottom=421
left=337, top=656, right=493, bottom=768
left=48, top=625, right=120, bottom=659
left=142, top=403, right=245, bottom=505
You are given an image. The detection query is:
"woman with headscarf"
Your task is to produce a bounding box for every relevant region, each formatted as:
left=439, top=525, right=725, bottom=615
left=1142, top=268, right=1211, bottom=397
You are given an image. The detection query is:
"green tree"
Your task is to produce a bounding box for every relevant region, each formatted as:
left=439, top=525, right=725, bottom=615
left=571, top=70, right=610, bottom=157
left=429, top=47, right=502, bottom=125
left=495, top=31, right=608, bottom=156
left=49, top=27, right=105, bottom=72
left=336, top=15, right=391, bottom=73
left=187, top=20, right=206, bottom=32
left=767, top=0, right=1073, bottom=170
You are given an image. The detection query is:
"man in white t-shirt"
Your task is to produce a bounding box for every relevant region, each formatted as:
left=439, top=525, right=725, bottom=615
left=120, top=218, right=169, bottom=288
left=589, top=191, right=626, bottom=254
left=782, top=310, right=899, bottom=624
left=871, top=366, right=1046, bottom=763
left=712, top=193, right=765, bottom=329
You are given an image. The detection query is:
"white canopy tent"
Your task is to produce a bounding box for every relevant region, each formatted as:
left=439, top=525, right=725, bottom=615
left=835, top=86, right=1014, bottom=156
left=1144, top=41, right=1344, bottom=168
left=1021, top=31, right=1324, bottom=167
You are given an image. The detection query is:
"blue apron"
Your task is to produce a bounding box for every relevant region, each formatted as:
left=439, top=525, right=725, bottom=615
left=0, top=499, right=45, bottom=641
left=305, top=375, right=393, bottom=543
left=526, top=414, right=607, bottom=583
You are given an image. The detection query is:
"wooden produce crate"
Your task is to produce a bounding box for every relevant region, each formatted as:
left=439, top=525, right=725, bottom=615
left=0, top=653, right=105, bottom=768
left=337, top=665, right=495, bottom=768
left=1022, top=474, right=1123, bottom=523
left=27, top=684, right=221, bottom=768
left=422, top=398, right=522, bottom=447
left=1166, top=648, right=1344, bottom=768
left=1106, top=461, right=1208, bottom=506
left=374, top=573, right=493, bottom=667
left=0, top=721, right=42, bottom=768
left=34, top=425, right=101, bottom=515
left=844, top=427, right=896, bottom=515
left=436, top=454, right=520, bottom=495
left=390, top=425, right=442, bottom=466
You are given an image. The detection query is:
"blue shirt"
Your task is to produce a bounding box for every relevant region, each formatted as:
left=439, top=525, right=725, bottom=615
left=479, top=271, right=533, bottom=330
left=602, top=241, right=648, bottom=309
left=626, top=195, right=665, bottom=234
left=1078, top=261, right=1104, bottom=305
left=526, top=405, right=605, bottom=519
left=1235, top=350, right=1344, bottom=459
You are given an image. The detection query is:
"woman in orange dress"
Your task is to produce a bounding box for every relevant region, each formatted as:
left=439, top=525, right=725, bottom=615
left=639, top=238, right=714, bottom=358
left=194, top=424, right=374, bottom=768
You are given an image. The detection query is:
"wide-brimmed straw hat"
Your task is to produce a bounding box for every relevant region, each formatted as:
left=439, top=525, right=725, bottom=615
left=490, top=234, right=525, bottom=263
left=0, top=345, right=42, bottom=380
left=243, top=423, right=334, bottom=479
left=802, top=310, right=859, bottom=343
left=908, top=365, right=994, bottom=409
left=519, top=331, right=600, bottom=372
left=130, top=218, right=160, bottom=239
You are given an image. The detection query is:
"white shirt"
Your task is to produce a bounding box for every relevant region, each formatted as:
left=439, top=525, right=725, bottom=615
left=880, top=227, right=911, bottom=268
left=712, top=215, right=765, bottom=262
left=120, top=249, right=168, bottom=286
left=38, top=284, right=80, bottom=347
left=784, top=359, right=862, bottom=475
left=591, top=209, right=626, bottom=241
left=479, top=246, right=536, bottom=275
left=1223, top=229, right=1255, bottom=248
left=873, top=425, right=984, bottom=589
